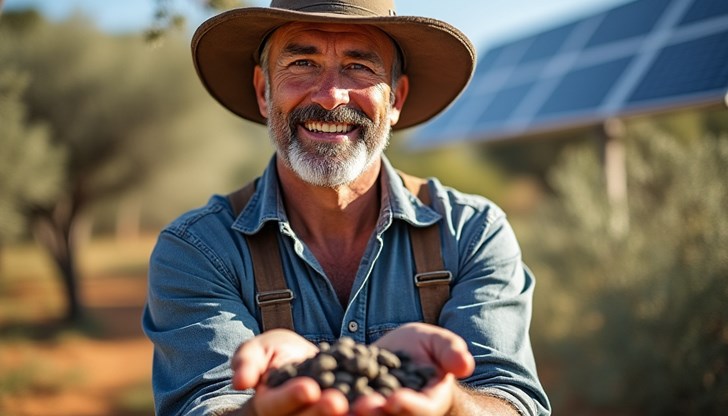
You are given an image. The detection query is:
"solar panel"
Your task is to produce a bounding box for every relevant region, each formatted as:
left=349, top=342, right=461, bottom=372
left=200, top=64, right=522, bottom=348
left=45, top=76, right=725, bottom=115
left=585, top=0, right=670, bottom=48
left=627, top=28, right=728, bottom=105
left=412, top=0, right=728, bottom=148
left=517, top=23, right=579, bottom=65
left=475, top=83, right=534, bottom=126
left=678, top=0, right=728, bottom=26
left=539, top=57, right=633, bottom=116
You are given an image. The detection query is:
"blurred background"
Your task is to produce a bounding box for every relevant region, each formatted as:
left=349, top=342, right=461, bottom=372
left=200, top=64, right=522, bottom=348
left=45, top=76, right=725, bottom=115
left=1, top=0, right=726, bottom=415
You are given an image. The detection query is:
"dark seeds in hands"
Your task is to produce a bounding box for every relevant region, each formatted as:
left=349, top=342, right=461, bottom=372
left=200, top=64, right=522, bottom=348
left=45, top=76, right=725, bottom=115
left=263, top=337, right=438, bottom=403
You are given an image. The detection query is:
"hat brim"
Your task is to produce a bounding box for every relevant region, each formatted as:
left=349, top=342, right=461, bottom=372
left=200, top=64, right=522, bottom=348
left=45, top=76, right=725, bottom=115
left=191, top=7, right=476, bottom=130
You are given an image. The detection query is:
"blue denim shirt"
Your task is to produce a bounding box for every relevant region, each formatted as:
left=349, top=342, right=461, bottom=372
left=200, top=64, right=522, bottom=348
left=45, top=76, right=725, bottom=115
left=143, top=156, right=550, bottom=416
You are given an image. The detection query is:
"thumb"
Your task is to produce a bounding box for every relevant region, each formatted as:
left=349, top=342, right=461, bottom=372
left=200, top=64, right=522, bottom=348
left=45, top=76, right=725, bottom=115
left=429, top=330, right=475, bottom=379
left=231, top=340, right=270, bottom=390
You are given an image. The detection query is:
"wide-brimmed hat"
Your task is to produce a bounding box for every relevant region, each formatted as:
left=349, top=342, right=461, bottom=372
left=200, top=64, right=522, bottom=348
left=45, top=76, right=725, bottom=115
left=191, top=0, right=476, bottom=130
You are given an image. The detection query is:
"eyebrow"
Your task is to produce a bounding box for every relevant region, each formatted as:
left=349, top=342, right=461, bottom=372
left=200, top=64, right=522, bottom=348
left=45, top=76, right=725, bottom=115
left=282, top=43, right=318, bottom=57
left=345, top=50, right=384, bottom=67
left=281, top=43, right=385, bottom=67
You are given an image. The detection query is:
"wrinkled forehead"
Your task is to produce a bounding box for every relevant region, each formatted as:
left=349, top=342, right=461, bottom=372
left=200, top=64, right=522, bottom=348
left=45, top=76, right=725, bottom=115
left=264, top=21, right=398, bottom=60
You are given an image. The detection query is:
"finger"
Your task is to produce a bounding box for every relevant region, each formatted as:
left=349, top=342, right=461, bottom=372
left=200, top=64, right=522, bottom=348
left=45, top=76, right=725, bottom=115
left=296, top=388, right=350, bottom=416
left=351, top=391, right=387, bottom=416
left=383, top=373, right=456, bottom=416
left=255, top=377, right=322, bottom=415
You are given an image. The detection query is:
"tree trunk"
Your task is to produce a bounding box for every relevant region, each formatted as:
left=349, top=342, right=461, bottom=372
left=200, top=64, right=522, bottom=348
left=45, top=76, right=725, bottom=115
left=53, top=230, right=81, bottom=322
left=33, top=196, right=83, bottom=322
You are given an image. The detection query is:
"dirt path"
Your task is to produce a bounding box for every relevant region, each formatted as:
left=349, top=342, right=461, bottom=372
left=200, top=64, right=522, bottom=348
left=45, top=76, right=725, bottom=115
left=0, top=273, right=154, bottom=416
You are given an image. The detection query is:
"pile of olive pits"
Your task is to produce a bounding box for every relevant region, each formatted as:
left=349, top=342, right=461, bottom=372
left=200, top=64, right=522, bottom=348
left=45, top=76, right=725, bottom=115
left=264, top=337, right=438, bottom=403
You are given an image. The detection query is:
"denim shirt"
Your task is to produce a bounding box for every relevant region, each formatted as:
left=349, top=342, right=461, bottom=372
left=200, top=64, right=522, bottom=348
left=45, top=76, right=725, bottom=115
left=142, top=156, right=550, bottom=416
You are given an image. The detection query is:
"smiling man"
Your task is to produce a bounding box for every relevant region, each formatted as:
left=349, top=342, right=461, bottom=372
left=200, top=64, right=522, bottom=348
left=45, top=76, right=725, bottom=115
left=142, top=1, right=551, bottom=415
left=259, top=23, right=403, bottom=190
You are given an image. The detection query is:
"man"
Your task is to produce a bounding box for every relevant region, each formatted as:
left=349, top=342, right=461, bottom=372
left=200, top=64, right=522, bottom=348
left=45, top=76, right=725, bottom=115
left=143, top=1, right=551, bottom=415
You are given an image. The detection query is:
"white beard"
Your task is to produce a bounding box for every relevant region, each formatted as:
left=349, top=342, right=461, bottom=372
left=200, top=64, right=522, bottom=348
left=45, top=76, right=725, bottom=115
left=285, top=139, right=374, bottom=188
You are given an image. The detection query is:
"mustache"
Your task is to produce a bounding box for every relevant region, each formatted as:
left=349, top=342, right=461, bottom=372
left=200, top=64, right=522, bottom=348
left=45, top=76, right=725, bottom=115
left=288, top=105, right=373, bottom=129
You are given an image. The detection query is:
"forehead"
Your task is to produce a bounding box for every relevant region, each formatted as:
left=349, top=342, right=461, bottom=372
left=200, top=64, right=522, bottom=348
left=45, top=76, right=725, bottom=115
left=266, top=22, right=396, bottom=58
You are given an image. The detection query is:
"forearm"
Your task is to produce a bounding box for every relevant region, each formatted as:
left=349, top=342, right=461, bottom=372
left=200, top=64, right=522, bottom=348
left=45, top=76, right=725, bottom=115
left=449, top=384, right=521, bottom=416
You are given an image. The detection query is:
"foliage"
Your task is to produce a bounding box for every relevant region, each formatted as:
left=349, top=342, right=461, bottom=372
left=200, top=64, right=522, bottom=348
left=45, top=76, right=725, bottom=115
left=0, top=11, right=262, bottom=320
left=0, top=69, right=66, bottom=244
left=146, top=0, right=245, bottom=43
left=388, top=134, right=508, bottom=203
left=526, top=118, right=728, bottom=414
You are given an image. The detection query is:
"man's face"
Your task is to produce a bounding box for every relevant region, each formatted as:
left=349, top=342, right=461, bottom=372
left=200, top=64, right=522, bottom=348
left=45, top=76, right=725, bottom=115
left=253, top=22, right=409, bottom=187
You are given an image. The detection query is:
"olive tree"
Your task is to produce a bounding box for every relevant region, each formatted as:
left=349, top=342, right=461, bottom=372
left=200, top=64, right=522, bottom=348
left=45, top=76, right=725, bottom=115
left=0, top=11, right=236, bottom=321
left=526, top=115, right=728, bottom=414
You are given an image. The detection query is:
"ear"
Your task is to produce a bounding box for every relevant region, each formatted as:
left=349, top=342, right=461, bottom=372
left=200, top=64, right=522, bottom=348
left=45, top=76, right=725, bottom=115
left=388, top=74, right=409, bottom=127
left=253, top=65, right=268, bottom=119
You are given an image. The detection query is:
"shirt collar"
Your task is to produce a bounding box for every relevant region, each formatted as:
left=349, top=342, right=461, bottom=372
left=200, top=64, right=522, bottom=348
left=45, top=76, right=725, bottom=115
left=231, top=156, right=287, bottom=235
left=379, top=155, right=441, bottom=228
left=231, top=155, right=441, bottom=236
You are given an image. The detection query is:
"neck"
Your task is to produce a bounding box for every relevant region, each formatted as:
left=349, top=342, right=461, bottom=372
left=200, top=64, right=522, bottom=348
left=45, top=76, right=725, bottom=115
left=276, top=156, right=382, bottom=246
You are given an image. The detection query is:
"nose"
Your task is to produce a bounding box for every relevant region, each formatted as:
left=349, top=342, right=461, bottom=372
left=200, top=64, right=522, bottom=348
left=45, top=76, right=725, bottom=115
left=310, top=68, right=350, bottom=110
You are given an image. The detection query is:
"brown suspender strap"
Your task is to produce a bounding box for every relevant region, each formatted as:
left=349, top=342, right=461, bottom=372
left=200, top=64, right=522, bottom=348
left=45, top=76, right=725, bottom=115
left=228, top=182, right=294, bottom=332
left=227, top=181, right=255, bottom=217
left=228, top=172, right=450, bottom=331
left=248, top=223, right=294, bottom=332
left=399, top=172, right=452, bottom=326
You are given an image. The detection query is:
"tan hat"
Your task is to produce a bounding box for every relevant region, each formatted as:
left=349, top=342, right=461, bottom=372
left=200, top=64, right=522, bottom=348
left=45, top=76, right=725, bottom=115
left=191, top=0, right=476, bottom=129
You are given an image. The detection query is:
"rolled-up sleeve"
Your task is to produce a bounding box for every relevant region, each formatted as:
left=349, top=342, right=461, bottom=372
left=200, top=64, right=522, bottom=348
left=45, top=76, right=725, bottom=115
left=142, top=224, right=258, bottom=416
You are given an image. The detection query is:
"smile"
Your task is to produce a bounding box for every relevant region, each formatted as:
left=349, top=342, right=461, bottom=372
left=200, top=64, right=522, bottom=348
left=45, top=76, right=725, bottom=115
left=303, top=121, right=355, bottom=134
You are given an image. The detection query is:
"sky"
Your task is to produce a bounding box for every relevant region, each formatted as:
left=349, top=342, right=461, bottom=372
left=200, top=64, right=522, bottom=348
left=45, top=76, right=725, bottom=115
left=3, top=0, right=634, bottom=51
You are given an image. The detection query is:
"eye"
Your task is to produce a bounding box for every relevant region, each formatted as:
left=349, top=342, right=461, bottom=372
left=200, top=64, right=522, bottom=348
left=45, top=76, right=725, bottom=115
left=347, top=63, right=372, bottom=71
left=288, top=59, right=315, bottom=68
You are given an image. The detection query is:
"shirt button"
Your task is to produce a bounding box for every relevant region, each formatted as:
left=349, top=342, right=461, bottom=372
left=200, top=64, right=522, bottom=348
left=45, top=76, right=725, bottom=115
left=347, top=320, right=358, bottom=332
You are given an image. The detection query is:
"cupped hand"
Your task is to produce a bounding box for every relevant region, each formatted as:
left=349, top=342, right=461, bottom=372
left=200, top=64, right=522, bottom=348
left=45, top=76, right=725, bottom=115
left=231, top=329, right=349, bottom=415
left=351, top=323, right=475, bottom=416
left=231, top=328, right=319, bottom=390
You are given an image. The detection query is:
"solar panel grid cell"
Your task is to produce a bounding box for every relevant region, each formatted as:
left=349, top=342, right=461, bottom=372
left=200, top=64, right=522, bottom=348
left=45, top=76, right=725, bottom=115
left=538, top=57, right=634, bottom=116
left=476, top=83, right=534, bottom=126
left=678, top=0, right=728, bottom=26
left=585, top=0, right=671, bottom=47
left=627, top=28, right=728, bottom=103
left=517, top=23, right=578, bottom=65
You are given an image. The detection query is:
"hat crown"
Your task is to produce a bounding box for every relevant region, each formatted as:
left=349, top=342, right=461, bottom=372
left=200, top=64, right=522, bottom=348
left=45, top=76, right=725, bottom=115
left=269, top=0, right=397, bottom=17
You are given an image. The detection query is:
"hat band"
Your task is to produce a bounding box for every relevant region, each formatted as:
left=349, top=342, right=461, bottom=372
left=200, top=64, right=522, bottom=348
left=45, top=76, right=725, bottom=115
left=270, top=0, right=396, bottom=17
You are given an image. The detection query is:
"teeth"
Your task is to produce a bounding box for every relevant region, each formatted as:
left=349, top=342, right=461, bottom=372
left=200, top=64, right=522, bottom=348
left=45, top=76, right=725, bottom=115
left=305, top=122, right=352, bottom=133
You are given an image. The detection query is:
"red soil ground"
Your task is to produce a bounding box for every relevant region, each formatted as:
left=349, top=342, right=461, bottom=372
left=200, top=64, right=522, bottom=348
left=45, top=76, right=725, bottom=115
left=0, top=244, right=155, bottom=416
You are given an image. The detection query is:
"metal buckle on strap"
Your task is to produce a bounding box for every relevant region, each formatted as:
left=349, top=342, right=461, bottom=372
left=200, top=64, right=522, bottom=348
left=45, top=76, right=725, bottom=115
left=414, top=271, right=452, bottom=287
left=256, top=289, right=294, bottom=306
